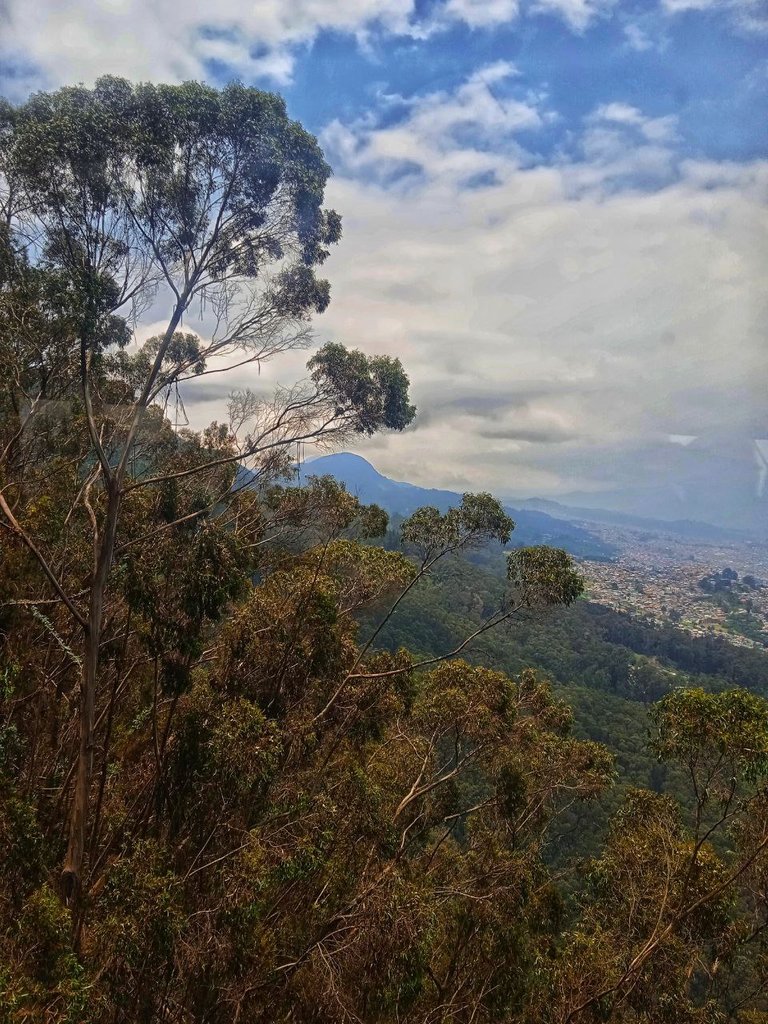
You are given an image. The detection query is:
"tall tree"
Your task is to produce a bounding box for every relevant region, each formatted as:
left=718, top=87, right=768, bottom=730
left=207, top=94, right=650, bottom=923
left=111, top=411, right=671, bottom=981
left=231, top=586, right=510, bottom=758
left=0, top=78, right=414, bottom=904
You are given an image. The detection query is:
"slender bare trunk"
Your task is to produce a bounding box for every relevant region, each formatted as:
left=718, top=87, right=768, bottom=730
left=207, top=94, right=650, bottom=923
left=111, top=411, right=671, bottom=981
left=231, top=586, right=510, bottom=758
left=61, top=480, right=121, bottom=907
left=61, top=302, right=187, bottom=907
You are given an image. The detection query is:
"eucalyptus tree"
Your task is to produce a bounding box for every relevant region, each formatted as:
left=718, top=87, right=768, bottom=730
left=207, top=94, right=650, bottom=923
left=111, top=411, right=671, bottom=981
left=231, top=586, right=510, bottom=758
left=550, top=687, right=768, bottom=1023
left=0, top=78, right=414, bottom=903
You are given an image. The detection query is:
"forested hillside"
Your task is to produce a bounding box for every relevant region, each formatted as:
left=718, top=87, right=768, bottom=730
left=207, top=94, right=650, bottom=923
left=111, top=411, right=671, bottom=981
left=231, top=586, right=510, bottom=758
left=357, top=546, right=768, bottom=858
left=1, top=79, right=767, bottom=1023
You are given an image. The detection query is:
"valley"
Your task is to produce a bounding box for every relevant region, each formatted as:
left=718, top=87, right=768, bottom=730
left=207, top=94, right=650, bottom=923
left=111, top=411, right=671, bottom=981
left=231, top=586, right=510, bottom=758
left=306, top=450, right=768, bottom=654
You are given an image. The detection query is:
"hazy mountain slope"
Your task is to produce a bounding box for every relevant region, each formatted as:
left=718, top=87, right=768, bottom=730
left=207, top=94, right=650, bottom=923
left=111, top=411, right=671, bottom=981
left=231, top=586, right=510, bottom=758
left=300, top=453, right=616, bottom=560
left=517, top=497, right=744, bottom=542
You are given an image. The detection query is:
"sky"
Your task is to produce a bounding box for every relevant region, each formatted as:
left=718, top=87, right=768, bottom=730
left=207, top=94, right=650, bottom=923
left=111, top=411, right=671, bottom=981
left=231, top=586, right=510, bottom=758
left=1, top=0, right=767, bottom=525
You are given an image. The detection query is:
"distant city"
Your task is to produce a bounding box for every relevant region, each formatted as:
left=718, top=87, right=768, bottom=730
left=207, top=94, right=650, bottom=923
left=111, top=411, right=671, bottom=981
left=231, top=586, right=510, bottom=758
left=580, top=521, right=768, bottom=650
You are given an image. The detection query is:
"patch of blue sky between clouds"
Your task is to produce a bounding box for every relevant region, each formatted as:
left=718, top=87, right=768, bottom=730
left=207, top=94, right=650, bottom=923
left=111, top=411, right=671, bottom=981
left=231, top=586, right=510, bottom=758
left=3, top=0, right=762, bottom=519
left=273, top=2, right=767, bottom=185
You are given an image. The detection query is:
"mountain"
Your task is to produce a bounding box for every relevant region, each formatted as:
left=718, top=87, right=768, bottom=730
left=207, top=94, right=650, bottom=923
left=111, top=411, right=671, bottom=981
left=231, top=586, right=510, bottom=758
left=515, top=497, right=743, bottom=542
left=298, top=453, right=462, bottom=516
left=298, top=453, right=615, bottom=561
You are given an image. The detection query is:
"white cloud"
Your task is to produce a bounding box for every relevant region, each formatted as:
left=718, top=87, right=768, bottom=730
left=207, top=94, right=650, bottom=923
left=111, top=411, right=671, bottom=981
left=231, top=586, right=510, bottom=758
left=530, top=0, right=617, bottom=32
left=182, top=73, right=765, bottom=506
left=565, top=104, right=681, bottom=192
left=662, top=0, right=718, bottom=9
left=589, top=102, right=646, bottom=125
left=0, top=0, right=531, bottom=99
left=588, top=103, right=678, bottom=142
left=322, top=62, right=549, bottom=189
left=0, top=0, right=418, bottom=93
left=1, top=0, right=765, bottom=101
left=0, top=0, right=658, bottom=99
left=435, top=0, right=617, bottom=32
left=623, top=22, right=655, bottom=49
left=589, top=102, right=679, bottom=138
left=661, top=0, right=768, bottom=33
left=444, top=0, right=521, bottom=28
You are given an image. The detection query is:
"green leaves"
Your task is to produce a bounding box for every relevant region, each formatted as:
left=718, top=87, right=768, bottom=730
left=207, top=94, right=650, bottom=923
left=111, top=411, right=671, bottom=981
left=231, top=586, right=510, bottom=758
left=5, top=76, right=342, bottom=333
left=308, top=341, right=416, bottom=435
left=506, top=545, right=584, bottom=608
left=272, top=263, right=331, bottom=317
left=400, top=492, right=513, bottom=562
left=651, top=687, right=768, bottom=785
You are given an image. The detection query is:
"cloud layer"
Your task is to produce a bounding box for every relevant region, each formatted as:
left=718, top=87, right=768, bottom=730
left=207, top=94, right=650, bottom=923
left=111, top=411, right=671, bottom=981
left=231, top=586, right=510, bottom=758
left=311, top=71, right=767, bottom=502
left=2, top=5, right=765, bottom=522
left=1, top=0, right=411, bottom=95
left=2, top=0, right=765, bottom=99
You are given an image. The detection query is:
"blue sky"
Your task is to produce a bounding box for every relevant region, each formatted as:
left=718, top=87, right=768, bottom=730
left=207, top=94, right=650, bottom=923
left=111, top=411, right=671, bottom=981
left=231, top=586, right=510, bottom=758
left=279, top=7, right=767, bottom=164
left=2, top=0, right=765, bottom=163
left=1, top=0, right=766, bottom=524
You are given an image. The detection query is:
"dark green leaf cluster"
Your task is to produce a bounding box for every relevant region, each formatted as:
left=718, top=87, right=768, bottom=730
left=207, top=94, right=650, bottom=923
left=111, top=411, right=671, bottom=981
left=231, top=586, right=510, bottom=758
left=506, top=545, right=585, bottom=608
left=309, top=341, right=417, bottom=434
left=401, top=492, right=513, bottom=560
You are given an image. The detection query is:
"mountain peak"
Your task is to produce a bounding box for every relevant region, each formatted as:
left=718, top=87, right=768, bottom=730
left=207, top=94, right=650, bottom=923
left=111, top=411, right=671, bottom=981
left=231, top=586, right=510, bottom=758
left=294, top=452, right=614, bottom=560
left=300, top=452, right=384, bottom=486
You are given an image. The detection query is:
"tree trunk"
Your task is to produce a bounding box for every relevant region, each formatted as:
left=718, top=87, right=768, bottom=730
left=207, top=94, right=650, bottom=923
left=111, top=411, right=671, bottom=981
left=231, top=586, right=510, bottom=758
left=61, top=481, right=121, bottom=907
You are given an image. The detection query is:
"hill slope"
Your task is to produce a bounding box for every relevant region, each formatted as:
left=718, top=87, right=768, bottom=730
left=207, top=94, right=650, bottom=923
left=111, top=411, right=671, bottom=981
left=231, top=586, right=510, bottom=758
left=300, top=453, right=615, bottom=560
left=518, top=496, right=743, bottom=542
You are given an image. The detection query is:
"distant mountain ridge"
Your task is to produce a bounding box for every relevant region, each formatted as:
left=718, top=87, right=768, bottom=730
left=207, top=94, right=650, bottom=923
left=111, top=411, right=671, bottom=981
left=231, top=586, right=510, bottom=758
left=516, top=497, right=743, bottom=542
left=299, top=453, right=616, bottom=561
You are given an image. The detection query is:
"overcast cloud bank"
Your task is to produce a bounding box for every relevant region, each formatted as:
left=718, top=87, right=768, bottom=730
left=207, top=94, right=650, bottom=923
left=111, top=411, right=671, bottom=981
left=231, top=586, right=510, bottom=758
left=2, top=0, right=765, bottom=528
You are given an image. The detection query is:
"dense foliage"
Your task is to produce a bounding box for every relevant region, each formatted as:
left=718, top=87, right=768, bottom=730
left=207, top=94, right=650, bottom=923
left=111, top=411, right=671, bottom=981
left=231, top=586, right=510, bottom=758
left=1, top=78, right=767, bottom=1023
left=358, top=546, right=768, bottom=852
